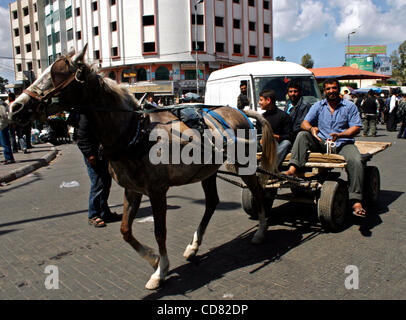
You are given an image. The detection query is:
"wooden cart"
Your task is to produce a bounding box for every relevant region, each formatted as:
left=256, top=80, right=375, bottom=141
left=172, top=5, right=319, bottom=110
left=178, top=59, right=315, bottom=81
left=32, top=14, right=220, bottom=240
left=239, top=141, right=392, bottom=232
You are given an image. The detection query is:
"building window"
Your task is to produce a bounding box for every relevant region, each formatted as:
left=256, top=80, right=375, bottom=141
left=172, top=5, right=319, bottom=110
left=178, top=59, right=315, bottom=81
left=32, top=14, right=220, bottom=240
left=24, top=25, right=30, bottom=35
left=143, top=42, right=156, bottom=53
left=233, top=19, right=240, bottom=29
left=93, top=26, right=99, bottom=36
left=184, top=70, right=196, bottom=80
left=155, top=66, right=170, bottom=81
left=111, top=21, right=117, bottom=32
left=264, top=47, right=271, bottom=57
left=264, top=24, right=270, bottom=33
left=16, top=64, right=22, bottom=72
left=48, top=35, right=52, bottom=45
left=249, top=0, right=255, bottom=6
left=35, top=22, right=39, bottom=32
left=233, top=44, right=241, bottom=54
left=92, top=1, right=98, bottom=11
left=38, top=60, right=41, bottom=69
left=94, top=50, right=100, bottom=60
left=110, top=0, right=116, bottom=5
left=192, top=41, right=205, bottom=51
left=15, top=46, right=21, bottom=55
left=143, top=15, right=155, bottom=26
left=216, top=42, right=225, bottom=53
left=75, top=7, right=81, bottom=16
left=12, top=11, right=18, bottom=19
left=249, top=21, right=256, bottom=31
left=137, top=68, right=147, bottom=81
left=67, top=28, right=73, bottom=41
left=264, top=1, right=270, bottom=10
left=108, top=71, right=116, bottom=80
left=48, top=55, right=53, bottom=65
left=215, top=16, right=224, bottom=27
left=191, top=14, right=204, bottom=25
left=233, top=0, right=240, bottom=3
left=54, top=32, right=60, bottom=43
left=14, top=28, right=19, bottom=37
left=249, top=46, right=257, bottom=56
left=66, top=6, right=72, bottom=19
left=27, top=62, right=33, bottom=70
left=36, top=41, right=40, bottom=50
left=26, top=44, right=32, bottom=53
left=111, top=47, right=118, bottom=57
left=76, top=31, right=82, bottom=40
left=34, top=4, right=37, bottom=12
left=23, top=6, right=29, bottom=16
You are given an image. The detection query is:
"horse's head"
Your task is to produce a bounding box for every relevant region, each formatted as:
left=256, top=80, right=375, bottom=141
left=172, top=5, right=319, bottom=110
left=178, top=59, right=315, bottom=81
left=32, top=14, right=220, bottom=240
left=9, top=44, right=88, bottom=126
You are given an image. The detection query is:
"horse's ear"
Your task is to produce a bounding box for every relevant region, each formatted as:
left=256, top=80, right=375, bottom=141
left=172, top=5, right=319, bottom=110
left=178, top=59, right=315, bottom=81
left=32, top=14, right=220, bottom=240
left=72, top=43, right=88, bottom=64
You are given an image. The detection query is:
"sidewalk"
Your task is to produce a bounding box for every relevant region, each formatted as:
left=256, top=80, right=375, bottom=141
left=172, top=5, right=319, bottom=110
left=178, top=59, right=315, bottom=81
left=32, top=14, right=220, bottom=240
left=0, top=143, right=58, bottom=184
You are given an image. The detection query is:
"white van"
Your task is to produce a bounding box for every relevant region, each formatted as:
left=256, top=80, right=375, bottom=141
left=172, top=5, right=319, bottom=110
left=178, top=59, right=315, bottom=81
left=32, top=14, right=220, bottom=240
left=204, top=61, right=321, bottom=112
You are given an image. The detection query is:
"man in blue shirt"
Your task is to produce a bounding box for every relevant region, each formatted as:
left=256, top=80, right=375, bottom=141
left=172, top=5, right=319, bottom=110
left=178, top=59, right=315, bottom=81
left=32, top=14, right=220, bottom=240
left=284, top=78, right=366, bottom=218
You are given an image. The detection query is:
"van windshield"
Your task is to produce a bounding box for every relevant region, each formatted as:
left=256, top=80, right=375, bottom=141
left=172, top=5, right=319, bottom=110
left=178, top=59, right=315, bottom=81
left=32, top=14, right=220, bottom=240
left=254, top=76, right=321, bottom=109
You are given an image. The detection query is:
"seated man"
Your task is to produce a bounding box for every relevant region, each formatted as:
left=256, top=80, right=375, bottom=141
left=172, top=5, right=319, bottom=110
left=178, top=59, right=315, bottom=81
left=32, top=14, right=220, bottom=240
left=237, top=81, right=250, bottom=110
left=259, top=89, right=292, bottom=167
left=285, top=80, right=311, bottom=142
left=284, top=78, right=366, bottom=218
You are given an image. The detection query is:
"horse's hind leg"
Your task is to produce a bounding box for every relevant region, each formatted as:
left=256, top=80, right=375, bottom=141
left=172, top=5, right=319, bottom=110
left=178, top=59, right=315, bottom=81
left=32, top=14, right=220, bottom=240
left=145, top=190, right=170, bottom=290
left=241, top=175, right=268, bottom=244
left=120, top=190, right=159, bottom=270
left=184, top=173, right=219, bottom=260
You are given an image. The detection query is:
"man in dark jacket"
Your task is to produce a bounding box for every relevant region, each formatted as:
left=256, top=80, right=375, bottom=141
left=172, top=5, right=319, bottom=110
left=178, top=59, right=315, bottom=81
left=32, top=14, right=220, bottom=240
left=237, top=81, right=250, bottom=110
left=76, top=112, right=121, bottom=228
left=284, top=80, right=311, bottom=142
left=259, top=89, right=292, bottom=167
left=360, top=90, right=379, bottom=137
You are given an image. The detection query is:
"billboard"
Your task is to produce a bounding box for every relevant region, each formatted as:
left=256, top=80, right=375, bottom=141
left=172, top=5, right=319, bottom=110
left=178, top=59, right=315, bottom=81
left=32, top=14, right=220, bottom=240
left=374, top=56, right=392, bottom=76
left=346, top=45, right=387, bottom=55
left=346, top=56, right=374, bottom=72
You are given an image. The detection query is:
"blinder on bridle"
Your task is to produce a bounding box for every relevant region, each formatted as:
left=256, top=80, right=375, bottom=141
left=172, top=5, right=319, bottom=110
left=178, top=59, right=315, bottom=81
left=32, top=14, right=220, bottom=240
left=23, top=57, right=85, bottom=107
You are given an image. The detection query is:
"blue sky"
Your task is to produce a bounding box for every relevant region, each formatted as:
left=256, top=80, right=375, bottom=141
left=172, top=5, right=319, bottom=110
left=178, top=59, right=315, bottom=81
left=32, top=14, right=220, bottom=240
left=1, top=0, right=405, bottom=82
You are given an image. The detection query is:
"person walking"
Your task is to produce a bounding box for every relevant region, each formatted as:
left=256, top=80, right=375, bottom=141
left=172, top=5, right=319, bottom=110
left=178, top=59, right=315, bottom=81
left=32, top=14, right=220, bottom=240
left=360, top=90, right=379, bottom=137
left=397, top=94, right=406, bottom=139
left=0, top=99, right=15, bottom=165
left=386, top=89, right=399, bottom=132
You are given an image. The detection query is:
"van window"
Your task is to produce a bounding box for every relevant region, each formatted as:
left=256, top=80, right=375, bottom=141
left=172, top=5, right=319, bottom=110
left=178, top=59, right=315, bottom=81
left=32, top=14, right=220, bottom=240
left=254, top=76, right=321, bottom=108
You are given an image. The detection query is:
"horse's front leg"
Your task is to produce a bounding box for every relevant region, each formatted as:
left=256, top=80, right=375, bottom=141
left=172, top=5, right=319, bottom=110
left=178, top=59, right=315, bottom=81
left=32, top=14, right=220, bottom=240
left=184, top=173, right=219, bottom=260
left=120, top=190, right=160, bottom=270
left=145, top=190, right=170, bottom=290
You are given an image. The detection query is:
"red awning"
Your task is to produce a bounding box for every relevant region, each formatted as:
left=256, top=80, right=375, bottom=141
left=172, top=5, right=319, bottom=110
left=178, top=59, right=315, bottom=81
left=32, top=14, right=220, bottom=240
left=309, top=66, right=390, bottom=80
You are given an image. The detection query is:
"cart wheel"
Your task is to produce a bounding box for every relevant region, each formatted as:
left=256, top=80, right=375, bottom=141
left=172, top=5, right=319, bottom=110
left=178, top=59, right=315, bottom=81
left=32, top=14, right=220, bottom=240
left=363, top=166, right=380, bottom=204
left=317, top=180, right=349, bottom=232
left=241, top=188, right=276, bottom=220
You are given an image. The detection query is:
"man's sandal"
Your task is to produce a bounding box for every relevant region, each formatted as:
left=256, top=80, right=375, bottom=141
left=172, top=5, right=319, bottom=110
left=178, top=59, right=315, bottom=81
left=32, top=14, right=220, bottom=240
left=353, top=208, right=367, bottom=218
left=88, top=217, right=106, bottom=228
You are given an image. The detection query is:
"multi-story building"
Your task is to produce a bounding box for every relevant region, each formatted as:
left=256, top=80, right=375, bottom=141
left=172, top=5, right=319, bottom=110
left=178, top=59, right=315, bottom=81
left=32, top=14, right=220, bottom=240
left=10, top=0, right=273, bottom=99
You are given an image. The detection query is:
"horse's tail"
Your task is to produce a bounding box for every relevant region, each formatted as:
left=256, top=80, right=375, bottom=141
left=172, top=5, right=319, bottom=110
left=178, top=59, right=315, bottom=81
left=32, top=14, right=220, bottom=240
left=242, top=110, right=278, bottom=174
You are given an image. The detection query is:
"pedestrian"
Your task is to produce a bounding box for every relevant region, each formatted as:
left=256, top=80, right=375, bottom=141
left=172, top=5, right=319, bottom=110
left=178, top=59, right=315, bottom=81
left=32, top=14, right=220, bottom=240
left=259, top=89, right=292, bottom=167
left=76, top=111, right=122, bottom=228
left=284, top=80, right=311, bottom=142
left=237, top=81, right=250, bottom=110
left=283, top=78, right=366, bottom=218
left=6, top=93, right=29, bottom=154
left=343, top=90, right=351, bottom=100
left=397, top=94, right=406, bottom=139
left=145, top=93, right=158, bottom=108
left=360, top=90, right=379, bottom=137
left=386, top=88, right=399, bottom=132
left=0, top=99, right=16, bottom=165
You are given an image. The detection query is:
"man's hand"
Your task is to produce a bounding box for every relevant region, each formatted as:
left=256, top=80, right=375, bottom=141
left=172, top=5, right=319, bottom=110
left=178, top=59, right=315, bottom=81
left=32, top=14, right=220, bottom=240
left=87, top=155, right=97, bottom=166
left=329, top=133, right=341, bottom=142
left=310, top=127, right=322, bottom=142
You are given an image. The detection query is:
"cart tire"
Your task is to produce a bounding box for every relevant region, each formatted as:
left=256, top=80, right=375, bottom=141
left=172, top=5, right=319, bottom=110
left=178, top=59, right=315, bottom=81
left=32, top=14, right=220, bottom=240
left=363, top=166, right=380, bottom=204
left=317, top=180, right=349, bottom=232
left=241, top=188, right=275, bottom=219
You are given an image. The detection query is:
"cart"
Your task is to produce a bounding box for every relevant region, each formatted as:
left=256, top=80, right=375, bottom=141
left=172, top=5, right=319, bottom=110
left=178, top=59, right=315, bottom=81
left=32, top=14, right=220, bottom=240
left=222, top=141, right=391, bottom=232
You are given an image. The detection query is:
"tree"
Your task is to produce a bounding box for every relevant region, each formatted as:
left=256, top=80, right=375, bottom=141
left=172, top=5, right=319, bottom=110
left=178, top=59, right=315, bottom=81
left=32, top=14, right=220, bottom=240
left=391, top=40, right=406, bottom=83
left=0, top=76, right=8, bottom=94
left=301, top=53, right=314, bottom=69
left=275, top=56, right=286, bottom=62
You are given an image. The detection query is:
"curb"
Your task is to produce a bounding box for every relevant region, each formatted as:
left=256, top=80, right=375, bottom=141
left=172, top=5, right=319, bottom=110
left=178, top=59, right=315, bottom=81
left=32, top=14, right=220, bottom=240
left=0, top=145, right=59, bottom=184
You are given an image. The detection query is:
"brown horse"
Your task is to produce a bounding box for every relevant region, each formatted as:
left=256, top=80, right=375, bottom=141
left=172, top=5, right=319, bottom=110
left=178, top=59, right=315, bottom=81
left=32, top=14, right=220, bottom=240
left=9, top=45, right=278, bottom=290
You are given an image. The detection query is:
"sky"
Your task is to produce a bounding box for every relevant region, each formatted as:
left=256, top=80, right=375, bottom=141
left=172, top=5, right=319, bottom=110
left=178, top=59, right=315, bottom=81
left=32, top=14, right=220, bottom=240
left=0, top=0, right=405, bottom=83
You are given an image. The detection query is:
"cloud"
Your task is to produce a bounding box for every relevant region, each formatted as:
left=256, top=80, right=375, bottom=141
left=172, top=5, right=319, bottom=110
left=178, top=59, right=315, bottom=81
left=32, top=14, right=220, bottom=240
left=273, top=0, right=335, bottom=42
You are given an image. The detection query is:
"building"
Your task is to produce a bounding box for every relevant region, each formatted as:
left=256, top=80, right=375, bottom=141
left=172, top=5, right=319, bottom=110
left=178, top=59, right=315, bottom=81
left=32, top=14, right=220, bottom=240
left=9, top=0, right=273, bottom=100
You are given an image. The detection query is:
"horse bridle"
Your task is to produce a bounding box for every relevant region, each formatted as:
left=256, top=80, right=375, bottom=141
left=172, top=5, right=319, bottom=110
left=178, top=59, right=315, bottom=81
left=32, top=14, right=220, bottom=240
left=23, top=57, right=85, bottom=104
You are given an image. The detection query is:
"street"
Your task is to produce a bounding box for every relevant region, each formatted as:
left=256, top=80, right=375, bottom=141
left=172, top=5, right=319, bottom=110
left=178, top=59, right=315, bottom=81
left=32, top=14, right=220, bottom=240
left=0, top=125, right=405, bottom=300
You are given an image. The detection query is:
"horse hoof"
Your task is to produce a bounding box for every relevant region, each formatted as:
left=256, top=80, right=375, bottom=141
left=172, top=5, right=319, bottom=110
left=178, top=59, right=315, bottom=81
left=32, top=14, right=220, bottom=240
left=251, top=233, right=265, bottom=244
left=145, top=277, right=162, bottom=290
left=183, top=245, right=198, bottom=260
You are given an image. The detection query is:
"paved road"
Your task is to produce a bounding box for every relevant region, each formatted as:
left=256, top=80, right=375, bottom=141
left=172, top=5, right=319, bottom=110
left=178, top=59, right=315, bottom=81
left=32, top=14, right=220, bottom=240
left=0, top=125, right=405, bottom=300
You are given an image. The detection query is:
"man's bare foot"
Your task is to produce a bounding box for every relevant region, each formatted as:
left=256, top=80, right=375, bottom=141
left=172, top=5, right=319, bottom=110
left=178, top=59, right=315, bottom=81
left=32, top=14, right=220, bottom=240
left=283, top=166, right=298, bottom=177
left=352, top=202, right=367, bottom=218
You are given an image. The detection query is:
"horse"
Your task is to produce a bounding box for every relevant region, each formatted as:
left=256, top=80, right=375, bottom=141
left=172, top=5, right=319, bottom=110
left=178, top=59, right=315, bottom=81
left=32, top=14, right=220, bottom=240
left=9, top=45, right=278, bottom=290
